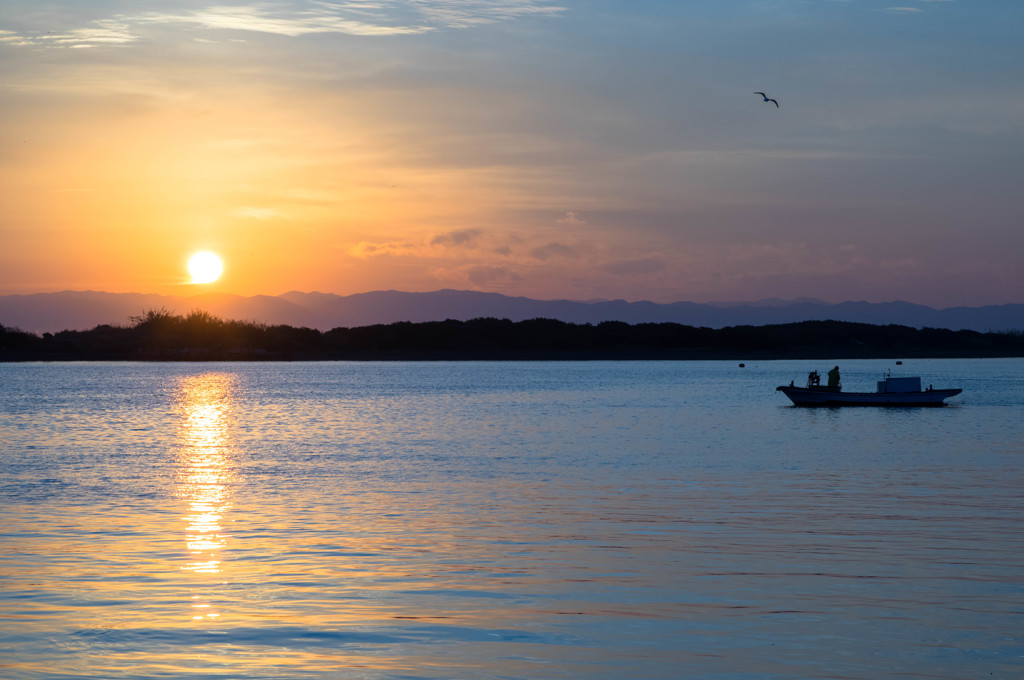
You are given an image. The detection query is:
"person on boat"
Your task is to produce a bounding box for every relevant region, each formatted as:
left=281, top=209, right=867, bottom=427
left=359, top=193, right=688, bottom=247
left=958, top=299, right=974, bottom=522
left=827, top=365, right=841, bottom=388
left=808, top=370, right=820, bottom=386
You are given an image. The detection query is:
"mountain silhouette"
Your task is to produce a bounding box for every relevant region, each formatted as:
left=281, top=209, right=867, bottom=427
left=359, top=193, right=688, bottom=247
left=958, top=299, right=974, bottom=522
left=2, top=289, right=1023, bottom=334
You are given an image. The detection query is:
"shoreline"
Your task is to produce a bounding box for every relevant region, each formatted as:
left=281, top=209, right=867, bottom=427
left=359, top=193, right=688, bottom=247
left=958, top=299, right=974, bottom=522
left=5, top=349, right=1024, bottom=362
left=5, top=315, right=1024, bottom=362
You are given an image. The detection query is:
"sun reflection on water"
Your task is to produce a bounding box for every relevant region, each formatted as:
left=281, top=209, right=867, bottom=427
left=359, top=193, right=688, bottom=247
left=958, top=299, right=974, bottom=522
left=176, top=373, right=237, bottom=621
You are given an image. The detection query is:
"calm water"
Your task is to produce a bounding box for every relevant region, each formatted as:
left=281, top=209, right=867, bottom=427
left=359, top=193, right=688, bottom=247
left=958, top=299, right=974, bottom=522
left=1, top=359, right=1022, bottom=679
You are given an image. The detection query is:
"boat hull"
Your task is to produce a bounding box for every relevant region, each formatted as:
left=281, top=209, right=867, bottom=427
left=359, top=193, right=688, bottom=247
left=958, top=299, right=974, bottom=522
left=776, top=386, right=962, bottom=407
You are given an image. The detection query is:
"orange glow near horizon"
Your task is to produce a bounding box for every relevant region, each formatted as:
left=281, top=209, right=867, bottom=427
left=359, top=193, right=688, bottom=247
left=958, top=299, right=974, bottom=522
left=2, top=3, right=1019, bottom=308
left=0, top=89, right=541, bottom=298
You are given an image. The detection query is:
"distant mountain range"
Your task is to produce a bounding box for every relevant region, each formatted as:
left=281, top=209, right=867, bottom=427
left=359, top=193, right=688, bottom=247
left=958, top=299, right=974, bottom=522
left=2, top=289, right=1023, bottom=334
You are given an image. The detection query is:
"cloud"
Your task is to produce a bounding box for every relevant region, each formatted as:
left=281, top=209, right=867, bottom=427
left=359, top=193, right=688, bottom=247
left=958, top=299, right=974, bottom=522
left=409, top=0, right=566, bottom=29
left=351, top=229, right=490, bottom=260
left=348, top=240, right=419, bottom=258
left=2, top=0, right=567, bottom=48
left=635, top=148, right=895, bottom=166
left=722, top=242, right=868, bottom=276
left=430, top=228, right=481, bottom=248
left=530, top=242, right=577, bottom=260
left=556, top=210, right=586, bottom=225
left=2, top=20, right=138, bottom=48
left=465, top=265, right=525, bottom=287
left=432, top=263, right=525, bottom=287
left=135, top=3, right=428, bottom=38
left=885, top=7, right=922, bottom=13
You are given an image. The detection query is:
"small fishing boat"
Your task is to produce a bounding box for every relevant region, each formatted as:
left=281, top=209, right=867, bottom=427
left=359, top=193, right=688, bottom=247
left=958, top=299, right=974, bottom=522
left=776, top=373, right=962, bottom=407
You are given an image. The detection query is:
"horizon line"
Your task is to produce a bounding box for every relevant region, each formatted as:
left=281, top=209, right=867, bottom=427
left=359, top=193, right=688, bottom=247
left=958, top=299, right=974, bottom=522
left=5, top=288, right=1015, bottom=311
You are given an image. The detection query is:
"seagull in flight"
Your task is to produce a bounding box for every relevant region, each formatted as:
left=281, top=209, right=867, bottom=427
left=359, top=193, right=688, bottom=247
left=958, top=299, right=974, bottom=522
left=754, top=91, right=779, bottom=108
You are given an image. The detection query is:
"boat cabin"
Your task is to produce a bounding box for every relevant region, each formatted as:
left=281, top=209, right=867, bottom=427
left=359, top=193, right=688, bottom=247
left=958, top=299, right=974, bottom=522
left=877, top=376, right=921, bottom=394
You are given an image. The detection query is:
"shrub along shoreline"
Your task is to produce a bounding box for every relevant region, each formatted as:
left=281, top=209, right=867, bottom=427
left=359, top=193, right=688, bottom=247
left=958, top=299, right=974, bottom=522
left=3, top=309, right=1023, bottom=361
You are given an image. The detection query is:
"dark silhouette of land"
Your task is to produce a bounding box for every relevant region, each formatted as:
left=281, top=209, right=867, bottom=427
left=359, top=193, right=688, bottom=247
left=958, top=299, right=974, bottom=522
left=3, top=290, right=1024, bottom=334
left=3, top=309, right=1023, bottom=361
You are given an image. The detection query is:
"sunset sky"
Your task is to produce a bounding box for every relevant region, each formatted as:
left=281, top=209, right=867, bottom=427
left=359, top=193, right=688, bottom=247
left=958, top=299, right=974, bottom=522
left=2, top=1, right=1022, bottom=307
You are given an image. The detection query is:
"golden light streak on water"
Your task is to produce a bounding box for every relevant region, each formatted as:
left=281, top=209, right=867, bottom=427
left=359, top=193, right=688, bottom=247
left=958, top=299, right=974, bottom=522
left=175, top=373, right=237, bottom=620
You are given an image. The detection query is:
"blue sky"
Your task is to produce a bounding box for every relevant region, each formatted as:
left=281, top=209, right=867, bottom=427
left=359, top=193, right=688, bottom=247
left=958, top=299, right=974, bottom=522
left=2, top=1, right=1022, bottom=306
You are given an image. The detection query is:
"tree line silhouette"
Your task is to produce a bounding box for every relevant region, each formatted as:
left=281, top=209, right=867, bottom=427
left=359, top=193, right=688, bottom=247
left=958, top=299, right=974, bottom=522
left=2, top=308, right=1023, bottom=361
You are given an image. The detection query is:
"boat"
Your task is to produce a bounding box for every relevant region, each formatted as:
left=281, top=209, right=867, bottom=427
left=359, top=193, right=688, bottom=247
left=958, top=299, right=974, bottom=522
left=776, top=372, right=962, bottom=407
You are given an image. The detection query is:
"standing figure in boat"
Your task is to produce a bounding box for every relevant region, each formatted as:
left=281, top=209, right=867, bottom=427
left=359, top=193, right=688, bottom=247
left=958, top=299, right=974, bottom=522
left=808, top=370, right=820, bottom=386
left=827, top=366, right=841, bottom=388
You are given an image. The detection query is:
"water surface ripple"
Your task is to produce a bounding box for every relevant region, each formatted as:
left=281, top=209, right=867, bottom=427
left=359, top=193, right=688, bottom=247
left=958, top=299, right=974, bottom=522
left=2, top=359, right=1022, bottom=679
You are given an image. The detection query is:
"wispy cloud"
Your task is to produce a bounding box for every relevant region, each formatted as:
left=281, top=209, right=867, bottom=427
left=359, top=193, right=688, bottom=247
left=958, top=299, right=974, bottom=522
left=1, top=20, right=138, bottom=48
left=632, top=148, right=899, bottom=167
left=348, top=240, right=420, bottom=258
left=883, top=0, right=953, bottom=14
left=464, top=264, right=524, bottom=287
left=350, top=229, right=486, bottom=259
left=430, top=263, right=525, bottom=287
left=556, top=210, right=586, bottom=225
left=135, top=3, right=428, bottom=37
left=408, top=0, right=566, bottom=28
left=530, top=242, right=577, bottom=260
left=2, top=0, right=566, bottom=48
left=430, top=228, right=481, bottom=248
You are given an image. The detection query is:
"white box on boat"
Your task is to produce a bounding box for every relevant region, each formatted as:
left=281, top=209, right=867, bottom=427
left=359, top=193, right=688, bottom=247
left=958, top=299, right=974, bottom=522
left=877, top=376, right=922, bottom=393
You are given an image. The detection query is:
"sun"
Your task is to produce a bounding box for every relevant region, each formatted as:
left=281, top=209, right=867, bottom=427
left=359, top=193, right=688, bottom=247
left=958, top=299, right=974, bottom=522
left=187, top=251, right=223, bottom=284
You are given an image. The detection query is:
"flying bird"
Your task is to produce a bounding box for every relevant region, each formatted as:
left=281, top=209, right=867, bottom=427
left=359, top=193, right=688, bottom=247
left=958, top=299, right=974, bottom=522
left=754, top=91, right=779, bottom=108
